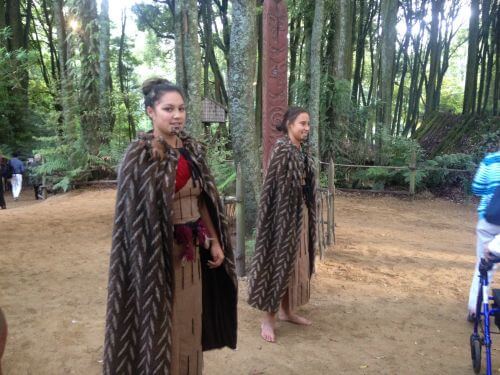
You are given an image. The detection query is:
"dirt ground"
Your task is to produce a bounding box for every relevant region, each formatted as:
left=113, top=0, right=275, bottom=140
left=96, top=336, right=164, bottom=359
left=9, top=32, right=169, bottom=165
left=0, top=188, right=485, bottom=374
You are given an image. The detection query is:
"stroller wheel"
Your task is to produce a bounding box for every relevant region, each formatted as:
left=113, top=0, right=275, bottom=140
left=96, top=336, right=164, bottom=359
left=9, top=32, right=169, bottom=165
left=470, top=334, right=482, bottom=374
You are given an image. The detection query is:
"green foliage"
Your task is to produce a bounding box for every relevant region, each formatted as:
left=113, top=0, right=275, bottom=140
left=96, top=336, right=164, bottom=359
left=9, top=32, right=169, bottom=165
left=133, top=3, right=175, bottom=40
left=379, top=130, right=422, bottom=166
left=0, top=28, right=34, bottom=151
left=319, top=75, right=369, bottom=163
left=473, top=118, right=500, bottom=156
left=422, top=153, right=476, bottom=194
left=33, top=135, right=118, bottom=192
left=336, top=129, right=423, bottom=190
left=205, top=129, right=235, bottom=195
left=336, top=131, right=461, bottom=192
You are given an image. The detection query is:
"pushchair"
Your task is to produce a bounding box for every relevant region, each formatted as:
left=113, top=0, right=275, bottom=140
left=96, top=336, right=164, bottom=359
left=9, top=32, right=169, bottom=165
left=471, top=256, right=500, bottom=374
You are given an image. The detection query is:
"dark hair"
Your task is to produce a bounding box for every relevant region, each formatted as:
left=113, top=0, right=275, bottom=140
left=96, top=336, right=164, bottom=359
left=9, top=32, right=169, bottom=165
left=276, top=106, right=309, bottom=134
left=141, top=77, right=185, bottom=110
left=12, top=151, right=19, bottom=158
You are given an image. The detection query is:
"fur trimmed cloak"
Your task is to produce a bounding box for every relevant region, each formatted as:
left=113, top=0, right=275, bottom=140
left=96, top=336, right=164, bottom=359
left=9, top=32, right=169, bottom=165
left=103, top=132, right=237, bottom=375
left=247, top=136, right=317, bottom=313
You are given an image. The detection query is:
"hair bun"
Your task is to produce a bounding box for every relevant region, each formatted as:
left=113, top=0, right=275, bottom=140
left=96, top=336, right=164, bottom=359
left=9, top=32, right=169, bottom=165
left=141, top=77, right=172, bottom=96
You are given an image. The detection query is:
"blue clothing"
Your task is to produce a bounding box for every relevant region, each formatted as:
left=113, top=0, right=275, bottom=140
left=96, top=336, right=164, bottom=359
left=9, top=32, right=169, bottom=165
left=8, top=157, right=25, bottom=175
left=472, top=151, right=500, bottom=219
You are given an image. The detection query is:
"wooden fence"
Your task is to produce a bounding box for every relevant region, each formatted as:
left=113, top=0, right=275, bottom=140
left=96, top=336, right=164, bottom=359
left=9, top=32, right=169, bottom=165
left=75, top=155, right=472, bottom=277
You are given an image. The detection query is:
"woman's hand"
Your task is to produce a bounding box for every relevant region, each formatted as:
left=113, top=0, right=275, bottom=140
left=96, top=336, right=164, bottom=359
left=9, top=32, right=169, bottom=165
left=208, top=242, right=225, bottom=269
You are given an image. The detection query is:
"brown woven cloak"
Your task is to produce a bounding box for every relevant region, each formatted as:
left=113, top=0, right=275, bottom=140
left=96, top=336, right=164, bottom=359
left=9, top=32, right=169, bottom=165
left=247, top=137, right=317, bottom=313
left=103, top=132, right=237, bottom=375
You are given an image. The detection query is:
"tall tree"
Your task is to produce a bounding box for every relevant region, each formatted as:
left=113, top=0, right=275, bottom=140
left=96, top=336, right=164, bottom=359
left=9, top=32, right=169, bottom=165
left=308, top=0, right=324, bottom=157
left=463, top=0, right=480, bottom=114
left=332, top=0, right=353, bottom=80
left=200, top=0, right=227, bottom=105
left=425, top=0, right=444, bottom=116
left=228, top=0, right=258, bottom=230
left=2, top=0, right=32, bottom=146
left=78, top=0, right=102, bottom=154
left=54, top=0, right=77, bottom=140
left=117, top=10, right=136, bottom=141
left=376, top=0, right=398, bottom=137
left=99, top=0, right=114, bottom=143
left=176, top=0, right=202, bottom=137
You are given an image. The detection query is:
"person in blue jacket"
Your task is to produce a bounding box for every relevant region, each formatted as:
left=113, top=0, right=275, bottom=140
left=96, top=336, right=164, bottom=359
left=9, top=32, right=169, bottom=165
left=467, top=148, right=500, bottom=321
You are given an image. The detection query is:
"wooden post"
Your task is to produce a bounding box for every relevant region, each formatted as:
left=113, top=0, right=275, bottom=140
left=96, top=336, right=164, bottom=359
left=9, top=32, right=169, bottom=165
left=327, top=159, right=335, bottom=246
left=409, top=149, right=416, bottom=197
left=41, top=155, right=47, bottom=199
left=262, top=0, right=288, bottom=172
left=235, top=164, right=246, bottom=277
left=318, top=194, right=324, bottom=259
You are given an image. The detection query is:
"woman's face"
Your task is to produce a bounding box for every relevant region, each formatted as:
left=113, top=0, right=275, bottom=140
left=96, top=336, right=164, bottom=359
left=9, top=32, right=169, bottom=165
left=147, top=91, right=186, bottom=138
left=287, top=112, right=310, bottom=144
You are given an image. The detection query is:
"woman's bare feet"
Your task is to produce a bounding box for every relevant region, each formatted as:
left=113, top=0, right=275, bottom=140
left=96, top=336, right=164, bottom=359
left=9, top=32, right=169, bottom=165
left=278, top=311, right=312, bottom=325
left=261, top=313, right=276, bottom=343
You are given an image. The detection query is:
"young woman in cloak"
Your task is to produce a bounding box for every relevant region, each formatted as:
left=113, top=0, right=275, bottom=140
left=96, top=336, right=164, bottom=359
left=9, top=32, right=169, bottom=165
left=247, top=107, right=317, bottom=343
left=103, top=78, right=238, bottom=374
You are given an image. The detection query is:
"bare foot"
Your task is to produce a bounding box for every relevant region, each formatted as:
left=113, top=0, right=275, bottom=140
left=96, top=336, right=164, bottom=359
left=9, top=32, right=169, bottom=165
left=260, top=318, right=276, bottom=343
left=278, top=312, right=312, bottom=325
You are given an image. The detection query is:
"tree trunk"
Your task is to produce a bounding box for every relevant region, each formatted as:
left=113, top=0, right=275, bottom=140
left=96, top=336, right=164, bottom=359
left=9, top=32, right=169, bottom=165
left=373, top=0, right=398, bottom=161
left=118, top=11, right=136, bottom=141
left=179, top=0, right=202, bottom=138
left=351, top=0, right=366, bottom=104
left=425, top=0, right=444, bottom=116
left=308, top=0, right=324, bottom=157
left=463, top=0, right=480, bottom=114
left=393, top=31, right=410, bottom=135
left=78, top=0, right=102, bottom=155
left=54, top=0, right=77, bottom=140
left=367, top=0, right=381, bottom=106
left=288, top=0, right=301, bottom=104
left=332, top=0, right=353, bottom=80
left=376, top=0, right=398, bottom=133
left=228, top=0, right=258, bottom=230
left=255, top=2, right=263, bottom=146
left=201, top=1, right=227, bottom=105
left=302, top=1, right=314, bottom=105
left=0, top=0, right=5, bottom=33
left=476, top=0, right=491, bottom=114
left=4, top=0, right=30, bottom=145
left=481, top=1, right=496, bottom=114
left=403, top=0, right=427, bottom=137
left=99, top=0, right=114, bottom=144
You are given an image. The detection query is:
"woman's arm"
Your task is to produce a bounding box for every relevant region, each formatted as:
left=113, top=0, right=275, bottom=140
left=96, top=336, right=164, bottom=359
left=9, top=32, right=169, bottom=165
left=199, top=198, right=225, bottom=268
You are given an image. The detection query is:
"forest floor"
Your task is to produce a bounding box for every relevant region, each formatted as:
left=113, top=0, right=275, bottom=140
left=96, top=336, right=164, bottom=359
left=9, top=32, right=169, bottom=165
left=0, top=188, right=486, bottom=374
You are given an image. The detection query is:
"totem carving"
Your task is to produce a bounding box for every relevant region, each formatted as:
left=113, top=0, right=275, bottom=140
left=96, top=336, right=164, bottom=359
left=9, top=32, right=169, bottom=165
left=262, top=0, right=288, bottom=170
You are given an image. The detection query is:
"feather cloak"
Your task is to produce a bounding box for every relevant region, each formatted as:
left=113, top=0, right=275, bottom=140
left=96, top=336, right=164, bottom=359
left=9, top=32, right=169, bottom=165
left=103, top=132, right=237, bottom=374
left=247, top=137, right=317, bottom=313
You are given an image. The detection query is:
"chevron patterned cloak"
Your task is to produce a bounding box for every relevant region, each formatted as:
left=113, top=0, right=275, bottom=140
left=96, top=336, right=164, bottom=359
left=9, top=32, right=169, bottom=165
left=247, top=137, right=317, bottom=313
left=103, top=132, right=237, bottom=374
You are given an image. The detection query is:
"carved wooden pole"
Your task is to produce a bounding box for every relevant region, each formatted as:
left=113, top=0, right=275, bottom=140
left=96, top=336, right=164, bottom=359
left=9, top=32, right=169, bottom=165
left=262, top=0, right=288, bottom=171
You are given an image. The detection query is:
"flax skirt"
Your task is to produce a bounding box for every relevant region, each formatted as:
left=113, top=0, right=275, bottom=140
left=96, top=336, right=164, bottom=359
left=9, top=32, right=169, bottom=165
left=170, top=242, right=203, bottom=375
left=287, top=203, right=310, bottom=310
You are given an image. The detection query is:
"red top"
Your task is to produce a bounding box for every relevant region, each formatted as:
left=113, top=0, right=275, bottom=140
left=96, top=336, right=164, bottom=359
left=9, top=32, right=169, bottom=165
left=175, top=153, right=191, bottom=192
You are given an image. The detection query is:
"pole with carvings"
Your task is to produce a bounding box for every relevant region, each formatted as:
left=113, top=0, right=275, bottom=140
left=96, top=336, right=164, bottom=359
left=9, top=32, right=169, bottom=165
left=262, top=0, right=288, bottom=171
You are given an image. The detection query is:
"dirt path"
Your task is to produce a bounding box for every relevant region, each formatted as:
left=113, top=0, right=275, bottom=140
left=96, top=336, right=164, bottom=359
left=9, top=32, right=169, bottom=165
left=0, top=189, right=483, bottom=374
